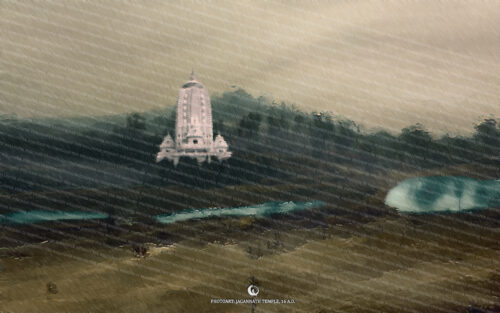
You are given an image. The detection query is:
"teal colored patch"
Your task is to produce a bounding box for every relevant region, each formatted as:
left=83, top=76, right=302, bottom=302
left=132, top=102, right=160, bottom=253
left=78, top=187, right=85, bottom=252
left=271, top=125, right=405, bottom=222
left=386, top=176, right=500, bottom=213
left=0, top=210, right=109, bottom=225
left=155, top=201, right=326, bottom=225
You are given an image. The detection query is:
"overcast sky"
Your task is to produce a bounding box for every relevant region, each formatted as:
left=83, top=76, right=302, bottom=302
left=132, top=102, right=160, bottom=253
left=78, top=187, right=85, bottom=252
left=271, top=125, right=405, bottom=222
left=2, top=0, right=499, bottom=135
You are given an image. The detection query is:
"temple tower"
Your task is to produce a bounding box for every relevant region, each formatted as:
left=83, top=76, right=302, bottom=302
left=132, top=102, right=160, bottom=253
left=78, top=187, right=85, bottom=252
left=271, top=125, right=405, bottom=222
left=157, top=71, right=231, bottom=165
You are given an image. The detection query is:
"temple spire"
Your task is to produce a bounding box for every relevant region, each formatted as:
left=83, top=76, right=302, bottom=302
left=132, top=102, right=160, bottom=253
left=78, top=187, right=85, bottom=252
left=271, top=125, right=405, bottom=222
left=156, top=71, right=231, bottom=165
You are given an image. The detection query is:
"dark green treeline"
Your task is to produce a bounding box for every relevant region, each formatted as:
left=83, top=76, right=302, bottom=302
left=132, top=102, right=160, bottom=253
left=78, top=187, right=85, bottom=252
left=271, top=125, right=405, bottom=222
left=1, top=89, right=499, bottom=193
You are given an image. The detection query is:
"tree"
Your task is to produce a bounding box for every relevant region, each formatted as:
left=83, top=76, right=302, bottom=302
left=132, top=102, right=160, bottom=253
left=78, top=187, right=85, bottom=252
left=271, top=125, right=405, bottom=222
left=358, top=130, right=397, bottom=169
left=151, top=110, right=175, bottom=136
left=399, top=123, right=433, bottom=166
left=309, top=112, right=334, bottom=155
left=126, top=113, right=146, bottom=133
left=474, top=118, right=499, bottom=153
left=214, top=119, right=225, bottom=134
left=122, top=113, right=147, bottom=160
left=334, top=119, right=358, bottom=153
left=238, top=112, right=262, bottom=139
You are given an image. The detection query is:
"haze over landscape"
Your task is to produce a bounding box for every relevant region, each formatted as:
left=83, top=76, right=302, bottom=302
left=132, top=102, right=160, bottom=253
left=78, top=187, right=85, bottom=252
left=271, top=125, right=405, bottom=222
left=2, top=0, right=500, bottom=135
left=2, top=2, right=500, bottom=312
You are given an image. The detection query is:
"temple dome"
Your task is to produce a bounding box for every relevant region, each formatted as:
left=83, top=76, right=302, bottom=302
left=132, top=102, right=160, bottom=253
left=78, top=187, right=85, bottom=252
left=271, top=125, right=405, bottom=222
left=181, top=70, right=204, bottom=89
left=214, top=134, right=228, bottom=148
left=159, top=134, right=174, bottom=149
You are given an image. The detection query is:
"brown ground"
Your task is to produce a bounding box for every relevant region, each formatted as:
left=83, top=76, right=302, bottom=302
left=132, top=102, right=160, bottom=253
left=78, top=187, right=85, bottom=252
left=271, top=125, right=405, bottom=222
left=1, top=209, right=499, bottom=313
left=1, top=164, right=499, bottom=312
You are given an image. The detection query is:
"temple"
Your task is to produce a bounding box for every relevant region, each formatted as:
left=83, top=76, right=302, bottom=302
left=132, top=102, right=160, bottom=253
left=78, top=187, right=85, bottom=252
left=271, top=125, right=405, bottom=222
left=156, top=71, right=231, bottom=166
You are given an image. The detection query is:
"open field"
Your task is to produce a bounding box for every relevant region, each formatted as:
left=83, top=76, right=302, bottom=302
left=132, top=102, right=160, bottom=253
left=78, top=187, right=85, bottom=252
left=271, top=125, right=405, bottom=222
left=1, top=163, right=499, bottom=313
left=1, top=199, right=499, bottom=312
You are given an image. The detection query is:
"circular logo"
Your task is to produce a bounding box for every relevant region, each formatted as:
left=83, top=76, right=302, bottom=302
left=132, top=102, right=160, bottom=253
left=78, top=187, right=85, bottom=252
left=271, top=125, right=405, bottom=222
left=247, top=284, right=259, bottom=297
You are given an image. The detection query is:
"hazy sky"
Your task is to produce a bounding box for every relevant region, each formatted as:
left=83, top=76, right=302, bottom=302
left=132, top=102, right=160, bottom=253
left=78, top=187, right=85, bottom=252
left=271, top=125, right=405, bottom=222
left=1, top=0, right=499, bottom=135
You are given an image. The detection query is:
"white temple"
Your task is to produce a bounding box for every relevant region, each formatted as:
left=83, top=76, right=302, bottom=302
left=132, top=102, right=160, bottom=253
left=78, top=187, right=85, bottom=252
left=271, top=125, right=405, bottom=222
left=156, top=71, right=231, bottom=166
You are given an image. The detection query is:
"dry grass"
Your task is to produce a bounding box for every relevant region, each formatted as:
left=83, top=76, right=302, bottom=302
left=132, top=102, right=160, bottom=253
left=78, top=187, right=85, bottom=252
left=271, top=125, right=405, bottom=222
left=1, top=211, right=499, bottom=313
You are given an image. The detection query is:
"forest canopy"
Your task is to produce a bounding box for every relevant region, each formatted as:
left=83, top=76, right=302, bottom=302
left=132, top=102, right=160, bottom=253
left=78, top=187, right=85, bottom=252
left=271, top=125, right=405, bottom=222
left=0, top=89, right=499, bottom=193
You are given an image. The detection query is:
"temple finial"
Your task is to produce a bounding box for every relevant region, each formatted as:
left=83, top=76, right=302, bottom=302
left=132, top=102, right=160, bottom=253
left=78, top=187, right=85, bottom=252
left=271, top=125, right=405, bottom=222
left=190, top=69, right=195, bottom=80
